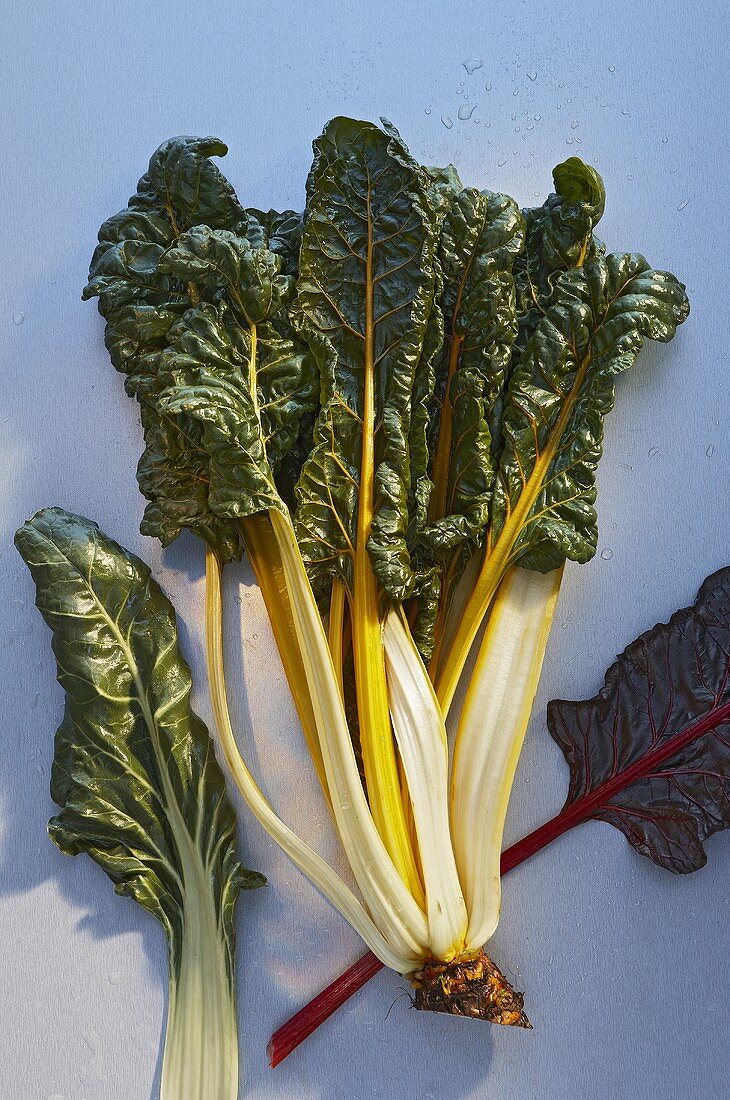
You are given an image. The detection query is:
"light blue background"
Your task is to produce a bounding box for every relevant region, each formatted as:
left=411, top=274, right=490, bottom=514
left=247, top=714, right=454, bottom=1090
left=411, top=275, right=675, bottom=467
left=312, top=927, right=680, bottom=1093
left=1, top=2, right=728, bottom=1098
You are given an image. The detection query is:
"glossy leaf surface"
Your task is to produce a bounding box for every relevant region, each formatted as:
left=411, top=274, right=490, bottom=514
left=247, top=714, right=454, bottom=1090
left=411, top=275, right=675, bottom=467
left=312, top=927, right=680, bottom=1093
left=84, top=137, right=315, bottom=558
left=15, top=508, right=263, bottom=964
left=491, top=253, right=690, bottom=572
left=293, top=117, right=444, bottom=602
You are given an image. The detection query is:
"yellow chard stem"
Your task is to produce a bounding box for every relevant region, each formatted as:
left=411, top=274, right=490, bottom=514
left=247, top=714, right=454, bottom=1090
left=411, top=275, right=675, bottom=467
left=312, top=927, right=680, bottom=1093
left=349, top=193, right=424, bottom=904
left=328, top=577, right=347, bottom=701
left=241, top=513, right=329, bottom=800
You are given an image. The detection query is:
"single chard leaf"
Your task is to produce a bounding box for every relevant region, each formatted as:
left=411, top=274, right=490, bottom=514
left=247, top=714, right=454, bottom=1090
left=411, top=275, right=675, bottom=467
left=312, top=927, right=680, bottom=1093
left=15, top=508, right=263, bottom=1097
left=425, top=187, right=525, bottom=551
left=294, top=117, right=444, bottom=601
left=293, top=117, right=447, bottom=888
left=137, top=405, right=242, bottom=560
left=548, top=568, right=730, bottom=873
left=154, top=301, right=287, bottom=520
left=157, top=226, right=317, bottom=474
left=158, top=225, right=294, bottom=323
left=85, top=136, right=247, bottom=372
left=511, top=158, right=606, bottom=372
left=245, top=208, right=304, bottom=276
left=490, top=253, right=690, bottom=573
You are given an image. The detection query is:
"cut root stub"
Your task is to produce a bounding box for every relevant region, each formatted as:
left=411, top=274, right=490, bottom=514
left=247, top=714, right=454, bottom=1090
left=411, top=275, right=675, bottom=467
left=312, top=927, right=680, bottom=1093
left=411, top=951, right=531, bottom=1028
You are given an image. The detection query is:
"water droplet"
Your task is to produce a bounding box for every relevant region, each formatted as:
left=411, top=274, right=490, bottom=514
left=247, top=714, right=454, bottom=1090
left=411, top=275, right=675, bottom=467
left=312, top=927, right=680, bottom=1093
left=566, top=137, right=574, bottom=145
left=513, top=89, right=519, bottom=96
left=515, top=126, right=520, bottom=133
left=458, top=102, right=477, bottom=120
left=669, top=164, right=678, bottom=174
left=485, top=82, right=493, bottom=91
left=463, top=57, right=483, bottom=75
left=574, top=136, right=582, bottom=144
left=526, top=123, right=534, bottom=130
left=600, top=548, right=613, bottom=560
left=527, top=70, right=537, bottom=81
left=626, top=174, right=634, bottom=181
left=441, top=115, right=454, bottom=129
left=424, top=106, right=432, bottom=115
left=534, top=190, right=541, bottom=197
left=620, top=107, right=631, bottom=116
left=511, top=111, right=517, bottom=120
left=677, top=199, right=689, bottom=211
left=534, top=113, right=542, bottom=121
left=608, top=65, right=616, bottom=72
left=497, top=155, right=508, bottom=167
left=661, top=133, right=668, bottom=144
left=648, top=446, right=661, bottom=458
left=705, top=444, right=714, bottom=457
left=567, top=97, right=573, bottom=104
left=12, top=311, right=25, bottom=326
left=571, top=119, right=579, bottom=129
left=558, top=82, right=564, bottom=89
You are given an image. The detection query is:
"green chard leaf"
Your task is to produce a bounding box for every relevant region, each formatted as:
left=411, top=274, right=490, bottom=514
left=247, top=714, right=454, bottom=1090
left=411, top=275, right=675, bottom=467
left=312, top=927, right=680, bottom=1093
left=244, top=208, right=304, bottom=277
left=512, top=158, right=606, bottom=367
left=15, top=508, right=263, bottom=1095
left=153, top=301, right=290, bottom=520
left=293, top=117, right=445, bottom=602
left=490, top=253, right=690, bottom=573
left=85, top=137, right=317, bottom=558
left=424, top=187, right=525, bottom=551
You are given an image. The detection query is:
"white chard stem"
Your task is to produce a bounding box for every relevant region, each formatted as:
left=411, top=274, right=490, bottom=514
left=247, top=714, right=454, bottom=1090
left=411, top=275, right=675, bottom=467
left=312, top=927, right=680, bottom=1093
left=160, top=882, right=238, bottom=1100
left=384, top=608, right=468, bottom=961
left=450, top=566, right=562, bottom=953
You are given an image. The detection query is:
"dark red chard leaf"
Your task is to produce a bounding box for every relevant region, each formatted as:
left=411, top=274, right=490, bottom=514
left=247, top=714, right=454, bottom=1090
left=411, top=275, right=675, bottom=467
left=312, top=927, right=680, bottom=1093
left=548, top=568, right=730, bottom=873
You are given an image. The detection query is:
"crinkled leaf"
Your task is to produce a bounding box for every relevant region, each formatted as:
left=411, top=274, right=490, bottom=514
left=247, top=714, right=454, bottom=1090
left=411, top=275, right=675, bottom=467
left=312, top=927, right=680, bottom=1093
left=294, top=117, right=444, bottom=601
left=423, top=188, right=525, bottom=553
left=245, top=208, right=303, bottom=276
left=14, top=508, right=264, bottom=981
left=490, top=253, right=689, bottom=572
left=85, top=138, right=316, bottom=558
left=158, top=226, right=294, bottom=324
left=548, top=568, right=730, bottom=873
left=154, top=303, right=287, bottom=520
left=511, top=158, right=606, bottom=375
left=137, top=404, right=241, bottom=560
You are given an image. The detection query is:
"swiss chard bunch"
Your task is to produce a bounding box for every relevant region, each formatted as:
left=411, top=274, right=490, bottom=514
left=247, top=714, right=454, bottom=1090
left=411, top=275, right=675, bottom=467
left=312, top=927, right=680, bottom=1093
left=82, top=119, right=696, bottom=1036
